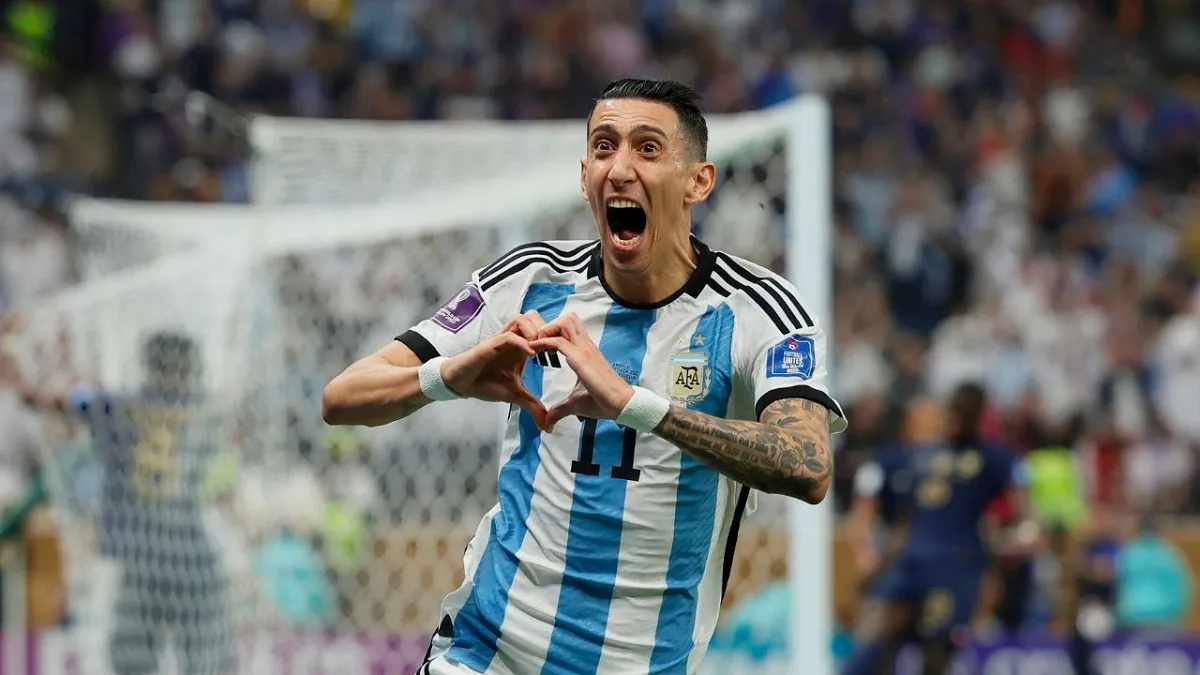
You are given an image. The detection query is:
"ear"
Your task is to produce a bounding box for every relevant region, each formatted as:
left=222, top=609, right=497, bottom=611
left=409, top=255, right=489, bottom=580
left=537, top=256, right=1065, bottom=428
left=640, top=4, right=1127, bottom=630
left=580, top=158, right=588, bottom=201
left=686, top=161, right=717, bottom=205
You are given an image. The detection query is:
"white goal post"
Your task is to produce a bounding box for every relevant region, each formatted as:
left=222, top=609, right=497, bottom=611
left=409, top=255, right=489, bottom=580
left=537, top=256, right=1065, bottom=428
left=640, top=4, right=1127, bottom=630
left=24, top=96, right=833, bottom=674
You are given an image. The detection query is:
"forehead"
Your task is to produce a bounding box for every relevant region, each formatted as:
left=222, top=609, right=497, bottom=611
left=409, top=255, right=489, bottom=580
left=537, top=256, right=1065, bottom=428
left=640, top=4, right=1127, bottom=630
left=587, top=98, right=681, bottom=138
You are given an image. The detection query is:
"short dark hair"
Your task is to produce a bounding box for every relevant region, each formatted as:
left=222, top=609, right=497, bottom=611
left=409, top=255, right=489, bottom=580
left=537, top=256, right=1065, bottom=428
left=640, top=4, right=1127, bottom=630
left=949, top=382, right=987, bottom=432
left=592, top=78, right=709, bottom=161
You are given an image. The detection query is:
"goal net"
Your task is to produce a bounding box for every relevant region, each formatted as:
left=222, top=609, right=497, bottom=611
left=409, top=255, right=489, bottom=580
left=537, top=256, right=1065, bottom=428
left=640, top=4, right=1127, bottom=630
left=15, top=98, right=829, bottom=674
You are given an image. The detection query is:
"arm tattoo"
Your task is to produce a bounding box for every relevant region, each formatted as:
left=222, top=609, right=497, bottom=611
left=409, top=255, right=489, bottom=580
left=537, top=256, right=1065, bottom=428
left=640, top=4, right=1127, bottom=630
left=654, top=398, right=834, bottom=503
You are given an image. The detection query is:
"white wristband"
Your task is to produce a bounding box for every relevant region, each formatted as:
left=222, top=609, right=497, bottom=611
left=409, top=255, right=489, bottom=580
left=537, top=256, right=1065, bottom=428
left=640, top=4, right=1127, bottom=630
left=616, top=386, right=671, bottom=433
left=417, top=357, right=460, bottom=401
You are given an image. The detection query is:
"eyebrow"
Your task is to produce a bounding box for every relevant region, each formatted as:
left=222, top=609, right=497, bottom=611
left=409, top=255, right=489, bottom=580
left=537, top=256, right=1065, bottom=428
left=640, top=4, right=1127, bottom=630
left=589, top=122, right=669, bottom=140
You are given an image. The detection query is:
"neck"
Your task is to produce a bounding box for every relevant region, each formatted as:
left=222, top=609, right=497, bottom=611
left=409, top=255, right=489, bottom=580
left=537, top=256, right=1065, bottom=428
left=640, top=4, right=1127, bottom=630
left=604, top=233, right=697, bottom=306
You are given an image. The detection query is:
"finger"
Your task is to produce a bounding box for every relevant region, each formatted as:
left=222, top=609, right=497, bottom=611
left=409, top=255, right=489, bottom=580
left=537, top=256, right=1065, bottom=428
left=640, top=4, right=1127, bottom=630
left=536, top=318, right=572, bottom=341
left=565, top=313, right=587, bottom=338
left=524, top=310, right=546, bottom=331
left=502, top=314, right=538, bottom=341
left=510, top=381, right=549, bottom=428
left=517, top=396, right=549, bottom=431
left=545, top=402, right=575, bottom=429
left=504, top=372, right=552, bottom=432
left=546, top=390, right=590, bottom=428
left=529, top=336, right=574, bottom=356
left=494, top=331, right=536, bottom=356
left=515, top=316, right=539, bottom=341
left=546, top=312, right=579, bottom=340
left=553, top=312, right=593, bottom=347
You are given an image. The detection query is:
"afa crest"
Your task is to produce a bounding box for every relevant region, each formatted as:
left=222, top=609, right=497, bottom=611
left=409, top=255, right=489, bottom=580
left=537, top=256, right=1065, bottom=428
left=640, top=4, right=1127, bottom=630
left=668, top=352, right=709, bottom=403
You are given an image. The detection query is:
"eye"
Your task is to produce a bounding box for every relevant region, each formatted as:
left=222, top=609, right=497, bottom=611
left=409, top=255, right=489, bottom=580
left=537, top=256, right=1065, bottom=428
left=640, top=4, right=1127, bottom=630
left=594, top=139, right=615, bottom=152
left=640, top=142, right=660, bottom=154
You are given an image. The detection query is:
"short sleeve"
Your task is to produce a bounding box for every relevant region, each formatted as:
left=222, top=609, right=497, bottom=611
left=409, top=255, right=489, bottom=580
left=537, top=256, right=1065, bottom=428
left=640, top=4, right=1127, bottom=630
left=736, top=300, right=847, bottom=434
left=395, top=268, right=508, bottom=363
left=854, top=461, right=885, bottom=498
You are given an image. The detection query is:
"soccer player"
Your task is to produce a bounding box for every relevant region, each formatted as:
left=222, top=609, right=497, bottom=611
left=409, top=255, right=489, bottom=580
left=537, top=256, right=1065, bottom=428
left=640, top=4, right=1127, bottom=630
left=845, top=399, right=945, bottom=584
left=841, top=383, right=1034, bottom=675
left=0, top=330, right=234, bottom=675
left=843, top=398, right=941, bottom=671
left=322, top=78, right=847, bottom=675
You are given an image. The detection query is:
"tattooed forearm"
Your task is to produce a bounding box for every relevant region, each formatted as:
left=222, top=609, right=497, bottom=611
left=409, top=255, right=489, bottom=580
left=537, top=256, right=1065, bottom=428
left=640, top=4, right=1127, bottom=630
left=654, top=398, right=833, bottom=503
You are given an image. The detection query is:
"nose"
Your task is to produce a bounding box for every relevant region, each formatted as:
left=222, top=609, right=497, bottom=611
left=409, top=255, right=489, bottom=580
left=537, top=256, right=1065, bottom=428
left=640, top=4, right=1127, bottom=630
left=608, top=146, right=635, bottom=187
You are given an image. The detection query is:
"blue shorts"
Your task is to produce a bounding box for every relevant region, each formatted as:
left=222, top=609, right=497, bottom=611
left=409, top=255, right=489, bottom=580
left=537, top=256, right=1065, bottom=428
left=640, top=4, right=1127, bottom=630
left=873, top=554, right=985, bottom=637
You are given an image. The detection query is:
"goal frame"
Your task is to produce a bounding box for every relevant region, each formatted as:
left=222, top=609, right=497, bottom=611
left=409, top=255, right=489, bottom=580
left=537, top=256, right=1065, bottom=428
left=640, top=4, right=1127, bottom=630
left=785, top=97, right=833, bottom=675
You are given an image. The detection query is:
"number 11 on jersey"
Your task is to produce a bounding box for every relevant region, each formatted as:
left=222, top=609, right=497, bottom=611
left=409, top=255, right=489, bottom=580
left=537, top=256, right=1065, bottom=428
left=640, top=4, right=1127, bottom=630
left=571, top=420, right=641, bottom=482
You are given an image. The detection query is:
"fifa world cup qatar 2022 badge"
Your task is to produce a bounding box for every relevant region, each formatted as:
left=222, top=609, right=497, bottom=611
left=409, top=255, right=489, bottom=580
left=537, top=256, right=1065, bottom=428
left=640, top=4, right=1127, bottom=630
left=433, top=283, right=486, bottom=333
left=765, top=334, right=815, bottom=380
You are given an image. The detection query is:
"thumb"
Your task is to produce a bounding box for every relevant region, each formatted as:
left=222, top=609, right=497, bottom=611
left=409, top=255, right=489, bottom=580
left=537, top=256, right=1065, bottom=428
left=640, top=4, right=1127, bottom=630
left=507, top=377, right=549, bottom=431
left=514, top=388, right=546, bottom=421
left=546, top=391, right=589, bottom=430
left=517, top=397, right=549, bottom=433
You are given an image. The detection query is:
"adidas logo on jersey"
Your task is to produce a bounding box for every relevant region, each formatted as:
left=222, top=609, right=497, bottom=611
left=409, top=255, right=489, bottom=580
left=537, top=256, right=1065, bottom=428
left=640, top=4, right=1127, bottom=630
left=534, top=351, right=562, bottom=368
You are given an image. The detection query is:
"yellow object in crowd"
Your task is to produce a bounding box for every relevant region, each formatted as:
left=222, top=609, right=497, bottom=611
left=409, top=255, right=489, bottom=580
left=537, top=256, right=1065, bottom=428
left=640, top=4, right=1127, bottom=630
left=306, top=0, right=351, bottom=29
left=5, top=0, right=54, bottom=71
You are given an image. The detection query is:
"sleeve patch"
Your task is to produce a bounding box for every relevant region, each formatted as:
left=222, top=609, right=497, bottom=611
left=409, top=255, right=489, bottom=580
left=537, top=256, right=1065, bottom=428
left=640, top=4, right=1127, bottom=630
left=432, top=283, right=486, bottom=334
left=765, top=334, right=815, bottom=380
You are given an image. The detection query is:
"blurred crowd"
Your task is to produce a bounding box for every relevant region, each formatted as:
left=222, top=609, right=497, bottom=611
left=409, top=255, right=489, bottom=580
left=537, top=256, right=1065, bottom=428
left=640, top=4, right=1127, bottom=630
left=0, top=0, right=1198, bottom=652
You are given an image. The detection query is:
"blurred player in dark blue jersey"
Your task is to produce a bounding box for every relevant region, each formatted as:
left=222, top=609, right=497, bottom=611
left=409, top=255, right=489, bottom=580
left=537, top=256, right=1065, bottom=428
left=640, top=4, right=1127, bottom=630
left=842, top=383, right=1036, bottom=675
left=847, top=399, right=946, bottom=585
left=844, top=399, right=938, bottom=671
left=2, top=330, right=233, bottom=675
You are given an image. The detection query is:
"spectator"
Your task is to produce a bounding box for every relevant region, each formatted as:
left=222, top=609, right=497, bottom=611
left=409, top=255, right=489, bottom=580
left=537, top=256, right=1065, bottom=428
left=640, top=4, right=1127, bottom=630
left=1116, top=516, right=1195, bottom=635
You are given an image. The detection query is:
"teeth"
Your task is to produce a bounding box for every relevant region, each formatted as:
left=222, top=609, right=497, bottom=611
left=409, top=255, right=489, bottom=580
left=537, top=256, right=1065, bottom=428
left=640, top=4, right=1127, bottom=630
left=608, top=199, right=641, bottom=209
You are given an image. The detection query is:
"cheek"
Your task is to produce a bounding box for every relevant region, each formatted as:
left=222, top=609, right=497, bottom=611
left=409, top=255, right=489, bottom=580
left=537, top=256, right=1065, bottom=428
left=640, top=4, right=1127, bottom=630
left=650, top=179, right=688, bottom=208
left=585, top=169, right=606, bottom=193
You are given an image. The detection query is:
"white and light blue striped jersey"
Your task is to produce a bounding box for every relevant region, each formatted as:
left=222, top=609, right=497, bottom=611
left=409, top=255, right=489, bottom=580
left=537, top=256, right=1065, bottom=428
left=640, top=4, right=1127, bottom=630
left=397, top=237, right=847, bottom=675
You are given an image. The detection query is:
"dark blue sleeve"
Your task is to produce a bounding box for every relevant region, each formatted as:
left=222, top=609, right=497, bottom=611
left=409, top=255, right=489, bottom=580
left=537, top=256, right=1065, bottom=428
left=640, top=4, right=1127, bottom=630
left=988, top=445, right=1023, bottom=497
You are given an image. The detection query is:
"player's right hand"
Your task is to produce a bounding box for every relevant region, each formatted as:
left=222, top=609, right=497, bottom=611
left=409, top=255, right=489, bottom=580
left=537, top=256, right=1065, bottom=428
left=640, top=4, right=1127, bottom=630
left=441, top=311, right=550, bottom=430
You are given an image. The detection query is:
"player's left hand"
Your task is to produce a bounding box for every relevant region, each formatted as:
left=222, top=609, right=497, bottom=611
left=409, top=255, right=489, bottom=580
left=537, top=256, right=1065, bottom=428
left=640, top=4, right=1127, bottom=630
left=529, top=312, right=634, bottom=430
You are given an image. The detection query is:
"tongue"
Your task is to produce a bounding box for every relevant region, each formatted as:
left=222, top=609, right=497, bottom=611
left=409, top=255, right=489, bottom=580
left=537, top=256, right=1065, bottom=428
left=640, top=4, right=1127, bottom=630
left=615, top=228, right=639, bottom=241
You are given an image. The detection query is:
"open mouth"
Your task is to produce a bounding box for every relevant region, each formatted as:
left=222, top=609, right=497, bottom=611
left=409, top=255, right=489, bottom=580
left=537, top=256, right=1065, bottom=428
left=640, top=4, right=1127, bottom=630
left=606, top=199, right=647, bottom=251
